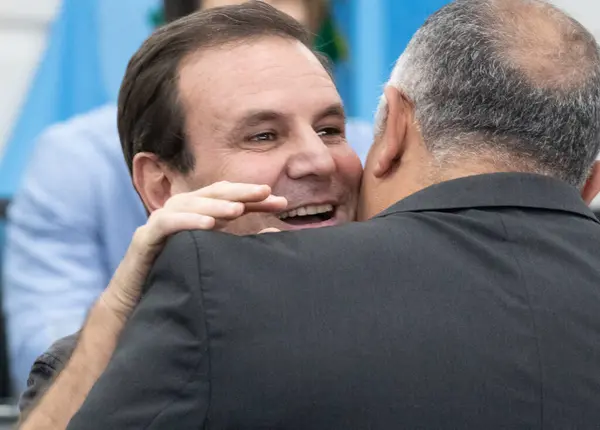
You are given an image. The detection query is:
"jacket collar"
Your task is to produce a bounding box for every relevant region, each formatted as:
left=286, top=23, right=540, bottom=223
left=375, top=173, right=599, bottom=223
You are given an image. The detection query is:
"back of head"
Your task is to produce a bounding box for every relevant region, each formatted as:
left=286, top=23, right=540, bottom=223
left=118, top=1, right=325, bottom=175
left=383, top=0, right=600, bottom=187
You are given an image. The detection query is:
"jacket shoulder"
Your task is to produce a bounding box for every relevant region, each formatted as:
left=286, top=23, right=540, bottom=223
left=19, top=333, right=79, bottom=414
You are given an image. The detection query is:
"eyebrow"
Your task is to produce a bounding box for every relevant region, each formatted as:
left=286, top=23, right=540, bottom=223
left=237, top=111, right=282, bottom=129
left=314, top=103, right=347, bottom=124
left=230, top=103, right=347, bottom=136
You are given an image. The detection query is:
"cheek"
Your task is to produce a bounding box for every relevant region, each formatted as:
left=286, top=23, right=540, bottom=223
left=201, top=153, right=288, bottom=188
left=333, top=147, right=364, bottom=189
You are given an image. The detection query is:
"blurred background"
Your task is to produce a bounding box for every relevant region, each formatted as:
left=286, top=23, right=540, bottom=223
left=1, top=0, right=597, bottom=200
left=0, top=0, right=597, bottom=421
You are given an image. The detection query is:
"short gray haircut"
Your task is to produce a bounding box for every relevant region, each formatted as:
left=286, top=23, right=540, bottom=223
left=375, top=0, right=600, bottom=187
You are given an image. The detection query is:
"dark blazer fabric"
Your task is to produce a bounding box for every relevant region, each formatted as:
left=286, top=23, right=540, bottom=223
left=65, top=173, right=600, bottom=429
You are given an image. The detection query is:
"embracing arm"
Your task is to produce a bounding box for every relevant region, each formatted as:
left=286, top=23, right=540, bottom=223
left=18, top=183, right=285, bottom=429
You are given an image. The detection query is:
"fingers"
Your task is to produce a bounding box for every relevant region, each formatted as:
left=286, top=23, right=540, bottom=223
left=139, top=182, right=288, bottom=250
left=153, top=212, right=217, bottom=238
left=167, top=197, right=246, bottom=220
left=142, top=211, right=216, bottom=248
left=195, top=181, right=273, bottom=203
left=244, top=195, right=288, bottom=213
left=168, top=182, right=288, bottom=216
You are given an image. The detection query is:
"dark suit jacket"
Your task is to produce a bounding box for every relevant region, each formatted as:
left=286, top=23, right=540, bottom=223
left=19, top=332, right=78, bottom=416
left=62, top=173, right=600, bottom=429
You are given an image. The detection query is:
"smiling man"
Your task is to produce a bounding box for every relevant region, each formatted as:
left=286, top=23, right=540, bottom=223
left=127, top=29, right=360, bottom=234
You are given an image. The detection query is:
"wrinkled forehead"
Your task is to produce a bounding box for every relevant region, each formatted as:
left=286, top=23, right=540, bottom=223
left=177, top=37, right=341, bottom=127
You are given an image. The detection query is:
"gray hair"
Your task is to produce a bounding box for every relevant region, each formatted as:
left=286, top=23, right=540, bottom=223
left=375, top=0, right=600, bottom=187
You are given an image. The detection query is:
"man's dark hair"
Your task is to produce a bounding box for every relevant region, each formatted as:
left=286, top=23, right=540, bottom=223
left=118, top=1, right=330, bottom=174
left=383, top=0, right=600, bottom=187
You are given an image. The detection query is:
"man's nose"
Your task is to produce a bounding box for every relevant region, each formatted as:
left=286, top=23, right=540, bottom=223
left=286, top=131, right=336, bottom=180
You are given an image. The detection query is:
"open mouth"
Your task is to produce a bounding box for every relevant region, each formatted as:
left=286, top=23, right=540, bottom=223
left=277, top=204, right=336, bottom=226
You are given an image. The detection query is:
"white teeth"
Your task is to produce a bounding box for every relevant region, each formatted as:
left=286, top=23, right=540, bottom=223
left=320, top=204, right=333, bottom=213
left=277, top=204, right=334, bottom=220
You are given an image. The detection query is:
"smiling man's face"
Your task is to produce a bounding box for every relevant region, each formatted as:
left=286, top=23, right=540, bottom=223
left=169, top=36, right=362, bottom=234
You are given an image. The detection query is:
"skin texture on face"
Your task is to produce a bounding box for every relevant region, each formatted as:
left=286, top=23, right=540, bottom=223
left=171, top=37, right=362, bottom=235
left=202, top=0, right=310, bottom=28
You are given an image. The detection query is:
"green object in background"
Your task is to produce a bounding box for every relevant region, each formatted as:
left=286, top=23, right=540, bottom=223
left=149, top=7, right=165, bottom=27
left=314, top=9, right=348, bottom=64
left=148, top=3, right=349, bottom=64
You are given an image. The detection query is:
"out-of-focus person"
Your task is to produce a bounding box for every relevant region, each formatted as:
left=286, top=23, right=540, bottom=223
left=2, top=0, right=371, bottom=393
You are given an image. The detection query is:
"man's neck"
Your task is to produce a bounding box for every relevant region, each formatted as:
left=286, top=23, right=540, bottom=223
left=381, top=158, right=530, bottom=216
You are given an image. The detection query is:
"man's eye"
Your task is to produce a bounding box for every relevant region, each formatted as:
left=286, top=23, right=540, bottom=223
left=317, top=127, right=343, bottom=137
left=250, top=132, right=277, bottom=142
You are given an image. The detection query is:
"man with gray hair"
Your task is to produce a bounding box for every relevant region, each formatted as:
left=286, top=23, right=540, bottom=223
left=370, top=0, right=600, bottom=189
left=23, top=0, right=600, bottom=428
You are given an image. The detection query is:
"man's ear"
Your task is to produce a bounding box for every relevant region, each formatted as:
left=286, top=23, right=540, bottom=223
left=582, top=161, right=600, bottom=205
left=132, top=152, right=173, bottom=211
left=373, top=86, right=411, bottom=178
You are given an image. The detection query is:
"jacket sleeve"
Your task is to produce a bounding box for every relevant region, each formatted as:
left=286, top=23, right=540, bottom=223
left=67, top=232, right=210, bottom=430
left=19, top=333, right=79, bottom=417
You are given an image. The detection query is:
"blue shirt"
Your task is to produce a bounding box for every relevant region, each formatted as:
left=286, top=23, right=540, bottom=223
left=2, top=105, right=373, bottom=392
